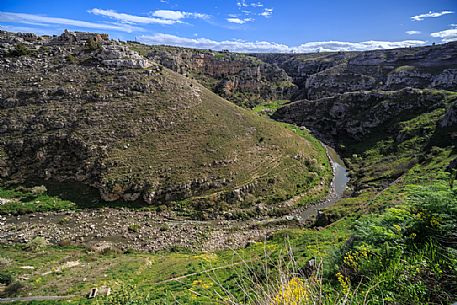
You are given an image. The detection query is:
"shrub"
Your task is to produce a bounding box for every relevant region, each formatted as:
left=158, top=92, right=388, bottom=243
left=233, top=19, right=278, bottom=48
left=128, top=224, right=141, bottom=233
left=24, top=237, right=48, bottom=252
left=8, top=44, right=30, bottom=57
left=335, top=181, right=457, bottom=304
left=87, top=38, right=101, bottom=51
left=66, top=54, right=78, bottom=64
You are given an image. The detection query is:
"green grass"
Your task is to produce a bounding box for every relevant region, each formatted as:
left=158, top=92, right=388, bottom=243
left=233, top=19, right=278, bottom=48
left=253, top=100, right=289, bottom=114
left=0, top=218, right=351, bottom=303
left=0, top=187, right=75, bottom=215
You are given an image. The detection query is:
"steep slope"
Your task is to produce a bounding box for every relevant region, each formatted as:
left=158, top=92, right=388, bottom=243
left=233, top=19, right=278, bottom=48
left=254, top=42, right=457, bottom=100
left=128, top=43, right=297, bottom=107
left=273, top=88, right=457, bottom=193
left=0, top=30, right=330, bottom=214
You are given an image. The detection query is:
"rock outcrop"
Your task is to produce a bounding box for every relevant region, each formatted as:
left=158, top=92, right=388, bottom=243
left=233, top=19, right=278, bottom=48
left=254, top=42, right=457, bottom=100
left=96, top=44, right=153, bottom=69
left=272, top=88, right=452, bottom=143
left=143, top=45, right=296, bottom=107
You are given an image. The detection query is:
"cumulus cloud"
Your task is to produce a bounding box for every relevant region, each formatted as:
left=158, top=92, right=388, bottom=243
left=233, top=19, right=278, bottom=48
left=411, top=10, right=453, bottom=21
left=406, top=30, right=421, bottom=35
left=431, top=28, right=457, bottom=42
left=227, top=17, right=254, bottom=24
left=293, top=40, right=426, bottom=53
left=0, top=11, right=142, bottom=32
left=138, top=33, right=426, bottom=53
left=259, top=8, right=273, bottom=18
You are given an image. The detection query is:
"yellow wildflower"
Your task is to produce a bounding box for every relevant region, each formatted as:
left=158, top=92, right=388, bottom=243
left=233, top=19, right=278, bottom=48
left=336, top=272, right=350, bottom=295
left=272, top=277, right=309, bottom=305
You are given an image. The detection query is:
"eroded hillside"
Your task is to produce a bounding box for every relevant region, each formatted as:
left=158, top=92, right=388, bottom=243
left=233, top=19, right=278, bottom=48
left=0, top=30, right=330, bottom=215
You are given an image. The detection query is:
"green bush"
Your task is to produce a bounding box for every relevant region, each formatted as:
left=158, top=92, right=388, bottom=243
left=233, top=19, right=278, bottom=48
left=66, top=54, right=78, bottom=64
left=8, top=44, right=31, bottom=57
left=335, top=181, right=457, bottom=304
left=87, top=38, right=101, bottom=51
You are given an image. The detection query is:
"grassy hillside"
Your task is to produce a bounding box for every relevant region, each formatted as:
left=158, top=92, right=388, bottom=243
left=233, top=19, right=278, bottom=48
left=0, top=33, right=331, bottom=216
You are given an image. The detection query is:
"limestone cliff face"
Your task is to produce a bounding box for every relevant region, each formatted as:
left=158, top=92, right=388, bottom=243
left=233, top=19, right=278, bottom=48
left=145, top=46, right=296, bottom=107
left=272, top=88, right=454, bottom=143
left=254, top=42, right=457, bottom=100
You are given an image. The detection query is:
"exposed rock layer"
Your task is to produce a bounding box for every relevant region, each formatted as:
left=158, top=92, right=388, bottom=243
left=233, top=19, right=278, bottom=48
left=254, top=42, right=457, bottom=100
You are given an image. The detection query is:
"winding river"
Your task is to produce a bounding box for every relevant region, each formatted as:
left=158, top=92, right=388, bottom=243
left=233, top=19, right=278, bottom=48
left=299, top=144, right=349, bottom=221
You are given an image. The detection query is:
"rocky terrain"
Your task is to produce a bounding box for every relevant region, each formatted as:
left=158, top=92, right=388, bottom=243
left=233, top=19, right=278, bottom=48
left=128, top=43, right=297, bottom=107
left=0, top=30, right=330, bottom=215
left=274, top=88, right=457, bottom=193
left=254, top=42, right=457, bottom=100
left=273, top=88, right=456, bottom=143
left=0, top=208, right=288, bottom=253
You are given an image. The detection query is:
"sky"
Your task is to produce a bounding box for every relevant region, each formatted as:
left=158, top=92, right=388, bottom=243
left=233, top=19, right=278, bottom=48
left=1, top=0, right=456, bottom=53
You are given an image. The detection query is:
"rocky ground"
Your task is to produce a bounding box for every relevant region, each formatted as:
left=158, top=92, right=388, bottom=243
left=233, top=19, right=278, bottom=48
left=0, top=143, right=346, bottom=253
left=0, top=208, right=292, bottom=253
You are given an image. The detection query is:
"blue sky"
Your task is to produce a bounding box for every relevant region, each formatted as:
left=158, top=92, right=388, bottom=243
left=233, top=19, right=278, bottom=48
left=1, top=0, right=456, bottom=52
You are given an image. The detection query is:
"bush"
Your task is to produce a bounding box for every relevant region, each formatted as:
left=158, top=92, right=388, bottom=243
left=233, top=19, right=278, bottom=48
left=66, top=54, right=78, bottom=64
left=87, top=38, right=101, bottom=51
left=335, top=181, right=457, bottom=304
left=128, top=224, right=141, bottom=233
left=8, top=44, right=31, bottom=57
left=24, top=237, right=48, bottom=252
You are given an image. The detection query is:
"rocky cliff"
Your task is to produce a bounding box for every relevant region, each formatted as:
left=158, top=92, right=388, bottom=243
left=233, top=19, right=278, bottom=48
left=254, top=42, right=457, bottom=100
left=129, top=44, right=297, bottom=107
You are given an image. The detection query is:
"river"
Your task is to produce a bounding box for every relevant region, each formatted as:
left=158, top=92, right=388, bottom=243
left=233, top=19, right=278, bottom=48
left=299, top=144, right=349, bottom=221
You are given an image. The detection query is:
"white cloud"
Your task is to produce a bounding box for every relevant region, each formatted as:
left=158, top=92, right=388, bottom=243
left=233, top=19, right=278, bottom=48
left=431, top=28, right=457, bottom=42
left=227, top=17, right=254, bottom=24
left=138, top=33, right=427, bottom=53
left=406, top=30, right=421, bottom=35
left=411, top=10, right=453, bottom=21
left=0, top=24, right=58, bottom=35
left=293, top=40, right=426, bottom=53
left=0, top=11, right=142, bottom=32
left=89, top=8, right=177, bottom=25
left=237, top=1, right=263, bottom=8
left=151, top=10, right=209, bottom=21
left=260, top=8, right=273, bottom=18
